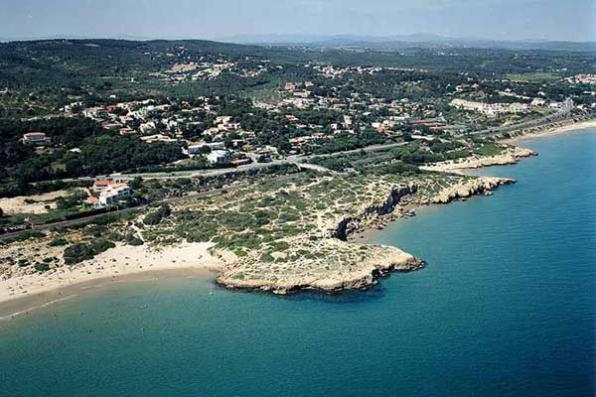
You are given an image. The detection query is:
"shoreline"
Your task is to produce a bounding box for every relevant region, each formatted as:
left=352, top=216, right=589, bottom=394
left=0, top=242, right=223, bottom=317
left=1, top=123, right=593, bottom=316
left=0, top=267, right=217, bottom=321
left=502, top=118, right=596, bottom=144
left=349, top=177, right=515, bottom=242
left=352, top=122, right=596, bottom=243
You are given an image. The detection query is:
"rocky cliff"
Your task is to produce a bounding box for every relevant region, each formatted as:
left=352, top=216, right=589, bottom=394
left=430, top=176, right=515, bottom=204
left=334, top=184, right=417, bottom=240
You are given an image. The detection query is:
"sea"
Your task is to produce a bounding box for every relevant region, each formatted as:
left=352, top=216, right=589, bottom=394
left=0, top=129, right=594, bottom=397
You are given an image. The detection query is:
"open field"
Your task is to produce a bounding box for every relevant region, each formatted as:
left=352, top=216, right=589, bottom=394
left=504, top=72, right=562, bottom=82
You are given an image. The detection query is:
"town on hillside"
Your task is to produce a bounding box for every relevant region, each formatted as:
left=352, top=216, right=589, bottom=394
left=0, top=40, right=594, bottom=232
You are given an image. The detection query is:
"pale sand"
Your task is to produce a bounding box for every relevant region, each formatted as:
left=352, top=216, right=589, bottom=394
left=0, top=189, right=77, bottom=215
left=0, top=268, right=216, bottom=320
left=503, top=119, right=596, bottom=144
left=0, top=242, right=223, bottom=315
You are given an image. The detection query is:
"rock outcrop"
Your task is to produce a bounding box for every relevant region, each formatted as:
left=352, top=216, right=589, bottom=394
left=334, top=184, right=416, bottom=240
left=421, top=146, right=537, bottom=172
left=431, top=176, right=515, bottom=204
left=215, top=238, right=423, bottom=295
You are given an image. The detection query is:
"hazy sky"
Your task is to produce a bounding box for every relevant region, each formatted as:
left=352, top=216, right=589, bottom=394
left=1, top=0, right=594, bottom=42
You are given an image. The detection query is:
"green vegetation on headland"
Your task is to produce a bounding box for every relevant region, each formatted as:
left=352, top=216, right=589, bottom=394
left=0, top=137, right=519, bottom=293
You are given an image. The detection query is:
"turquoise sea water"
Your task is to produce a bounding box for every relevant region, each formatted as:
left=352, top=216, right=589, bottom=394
left=1, top=130, right=594, bottom=397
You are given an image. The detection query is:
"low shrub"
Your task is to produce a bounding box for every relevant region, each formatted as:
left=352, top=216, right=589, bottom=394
left=48, top=238, right=69, bottom=247
left=34, top=262, right=50, bottom=272
left=63, top=238, right=115, bottom=265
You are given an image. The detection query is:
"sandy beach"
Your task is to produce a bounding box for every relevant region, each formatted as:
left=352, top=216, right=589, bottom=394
left=0, top=242, right=223, bottom=318
left=503, top=119, right=596, bottom=144
left=0, top=189, right=78, bottom=215
left=0, top=267, right=217, bottom=320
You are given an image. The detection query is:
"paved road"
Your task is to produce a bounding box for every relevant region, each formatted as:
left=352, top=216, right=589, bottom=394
left=468, top=108, right=574, bottom=137
left=76, top=111, right=588, bottom=183
left=32, top=110, right=588, bottom=186
left=44, top=111, right=578, bottom=185
left=55, top=141, right=409, bottom=183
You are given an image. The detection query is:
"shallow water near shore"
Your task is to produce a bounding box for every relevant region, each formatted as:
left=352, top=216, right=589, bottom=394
left=1, top=130, right=594, bottom=397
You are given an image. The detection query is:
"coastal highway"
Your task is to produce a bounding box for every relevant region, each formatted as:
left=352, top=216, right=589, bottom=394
left=57, top=110, right=587, bottom=183
left=120, top=141, right=411, bottom=180
left=469, top=108, right=575, bottom=137
left=55, top=141, right=410, bottom=182
left=31, top=110, right=590, bottom=186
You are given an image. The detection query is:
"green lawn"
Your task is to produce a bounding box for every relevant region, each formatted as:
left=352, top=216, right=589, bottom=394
left=504, top=72, right=561, bottom=82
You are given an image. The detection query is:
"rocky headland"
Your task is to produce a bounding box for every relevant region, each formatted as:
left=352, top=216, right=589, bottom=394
left=421, top=146, right=536, bottom=173
left=213, top=175, right=513, bottom=294
left=429, top=176, right=515, bottom=204
left=0, top=145, right=531, bottom=306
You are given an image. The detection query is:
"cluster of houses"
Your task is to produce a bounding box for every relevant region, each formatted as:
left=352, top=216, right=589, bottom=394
left=565, top=74, right=596, bottom=85
left=281, top=79, right=463, bottom=138
left=307, top=64, right=421, bottom=80
left=71, top=96, right=286, bottom=165
left=51, top=59, right=586, bottom=169
left=152, top=56, right=268, bottom=84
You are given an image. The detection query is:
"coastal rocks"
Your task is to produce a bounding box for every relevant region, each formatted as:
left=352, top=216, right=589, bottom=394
left=421, top=146, right=537, bottom=172
left=334, top=184, right=417, bottom=240
left=431, top=176, right=515, bottom=204
left=215, top=175, right=516, bottom=295
left=215, top=238, right=423, bottom=295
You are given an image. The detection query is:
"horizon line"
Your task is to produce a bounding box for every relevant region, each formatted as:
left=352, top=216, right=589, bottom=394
left=1, top=33, right=595, bottom=45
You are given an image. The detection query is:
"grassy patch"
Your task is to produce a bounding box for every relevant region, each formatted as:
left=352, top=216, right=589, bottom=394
left=505, top=72, right=561, bottom=82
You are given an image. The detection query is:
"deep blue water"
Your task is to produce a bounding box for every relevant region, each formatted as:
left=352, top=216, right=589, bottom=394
left=1, top=130, right=594, bottom=397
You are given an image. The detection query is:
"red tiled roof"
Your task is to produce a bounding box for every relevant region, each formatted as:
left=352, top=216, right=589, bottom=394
left=24, top=132, right=47, bottom=138
left=93, top=179, right=114, bottom=187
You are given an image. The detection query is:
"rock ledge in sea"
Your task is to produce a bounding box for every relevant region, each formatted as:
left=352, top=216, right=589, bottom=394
left=216, top=239, right=423, bottom=294
left=431, top=176, right=515, bottom=204
left=421, top=146, right=537, bottom=172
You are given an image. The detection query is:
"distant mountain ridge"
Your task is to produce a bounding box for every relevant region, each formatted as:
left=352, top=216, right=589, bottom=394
left=1, top=34, right=594, bottom=52
left=221, top=33, right=596, bottom=52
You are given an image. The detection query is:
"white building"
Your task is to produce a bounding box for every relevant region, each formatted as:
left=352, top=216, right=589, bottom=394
left=207, top=150, right=230, bottom=165
left=184, top=141, right=226, bottom=155
left=450, top=99, right=529, bottom=115
left=140, top=134, right=177, bottom=143
left=99, top=184, right=131, bottom=206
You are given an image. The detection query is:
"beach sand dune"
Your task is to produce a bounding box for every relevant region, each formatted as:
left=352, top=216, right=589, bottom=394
left=0, top=242, right=222, bottom=317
